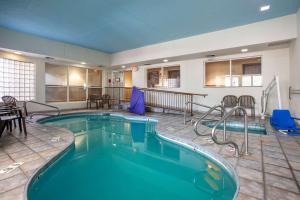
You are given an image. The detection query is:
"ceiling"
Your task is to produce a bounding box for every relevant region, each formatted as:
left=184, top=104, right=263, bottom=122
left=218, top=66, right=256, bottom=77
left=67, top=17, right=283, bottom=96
left=0, top=0, right=299, bottom=53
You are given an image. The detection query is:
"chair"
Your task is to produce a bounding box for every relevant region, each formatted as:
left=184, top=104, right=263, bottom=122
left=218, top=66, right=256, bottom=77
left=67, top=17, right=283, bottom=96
left=1, top=96, right=18, bottom=127
left=2, top=96, right=17, bottom=107
left=100, top=94, right=111, bottom=109
left=0, top=106, right=27, bottom=137
left=87, top=95, right=100, bottom=109
left=270, top=110, right=300, bottom=135
left=221, top=95, right=238, bottom=115
left=238, top=95, right=255, bottom=117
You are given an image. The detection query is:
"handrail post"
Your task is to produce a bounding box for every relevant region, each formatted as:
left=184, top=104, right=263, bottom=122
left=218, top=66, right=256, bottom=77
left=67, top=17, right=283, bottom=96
left=223, top=120, right=227, bottom=142
left=184, top=102, right=188, bottom=125
left=119, top=87, right=121, bottom=105
left=244, top=112, right=249, bottom=155
left=190, top=95, right=193, bottom=116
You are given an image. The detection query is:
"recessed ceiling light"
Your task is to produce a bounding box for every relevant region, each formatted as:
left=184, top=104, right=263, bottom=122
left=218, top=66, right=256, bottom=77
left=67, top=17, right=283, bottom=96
left=163, top=59, right=168, bottom=63
left=121, top=65, right=126, bottom=68
left=81, top=62, right=86, bottom=65
left=260, top=5, right=270, bottom=12
left=14, top=51, right=22, bottom=55
left=241, top=48, right=248, bottom=53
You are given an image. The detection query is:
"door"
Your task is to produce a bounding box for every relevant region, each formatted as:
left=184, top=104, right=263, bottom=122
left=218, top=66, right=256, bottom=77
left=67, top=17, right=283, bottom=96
left=124, top=71, right=132, bottom=101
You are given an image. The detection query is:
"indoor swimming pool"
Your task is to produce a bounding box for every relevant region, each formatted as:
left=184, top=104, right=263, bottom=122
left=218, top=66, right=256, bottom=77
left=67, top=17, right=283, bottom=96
left=28, top=113, right=238, bottom=200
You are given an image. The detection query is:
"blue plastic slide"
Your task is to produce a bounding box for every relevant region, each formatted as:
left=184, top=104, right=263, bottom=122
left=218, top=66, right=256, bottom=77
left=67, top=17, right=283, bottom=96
left=128, top=86, right=145, bottom=115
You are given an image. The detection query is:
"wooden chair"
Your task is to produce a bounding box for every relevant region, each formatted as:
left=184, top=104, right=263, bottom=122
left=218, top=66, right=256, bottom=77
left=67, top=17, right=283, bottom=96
left=238, top=95, right=255, bottom=117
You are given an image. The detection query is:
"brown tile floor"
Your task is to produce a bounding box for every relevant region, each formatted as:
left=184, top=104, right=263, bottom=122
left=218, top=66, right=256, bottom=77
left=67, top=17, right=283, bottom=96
left=0, top=122, right=74, bottom=200
left=0, top=109, right=300, bottom=200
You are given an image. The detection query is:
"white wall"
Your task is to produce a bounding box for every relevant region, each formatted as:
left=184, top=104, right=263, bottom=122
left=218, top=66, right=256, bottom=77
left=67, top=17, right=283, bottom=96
left=290, top=9, right=300, bottom=118
left=131, top=48, right=290, bottom=115
left=0, top=28, right=111, bottom=66
left=112, top=14, right=297, bottom=66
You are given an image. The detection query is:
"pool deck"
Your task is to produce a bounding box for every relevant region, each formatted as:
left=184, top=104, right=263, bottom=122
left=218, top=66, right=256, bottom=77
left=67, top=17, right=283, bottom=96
left=0, top=109, right=300, bottom=200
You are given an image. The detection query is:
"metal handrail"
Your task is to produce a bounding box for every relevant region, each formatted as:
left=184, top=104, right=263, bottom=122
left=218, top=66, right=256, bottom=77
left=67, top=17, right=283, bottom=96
left=289, top=86, right=300, bottom=99
left=211, top=106, right=248, bottom=157
left=23, top=100, right=61, bottom=118
left=261, top=76, right=282, bottom=119
left=193, top=105, right=225, bottom=136
left=184, top=102, right=222, bottom=125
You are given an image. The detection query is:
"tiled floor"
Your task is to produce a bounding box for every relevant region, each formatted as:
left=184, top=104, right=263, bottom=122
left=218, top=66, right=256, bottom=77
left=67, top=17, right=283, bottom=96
left=0, top=109, right=300, bottom=200
left=0, top=122, right=74, bottom=200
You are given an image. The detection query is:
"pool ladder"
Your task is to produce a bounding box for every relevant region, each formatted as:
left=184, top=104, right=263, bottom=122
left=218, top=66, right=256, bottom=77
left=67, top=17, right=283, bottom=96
left=193, top=105, right=249, bottom=157
left=184, top=102, right=223, bottom=125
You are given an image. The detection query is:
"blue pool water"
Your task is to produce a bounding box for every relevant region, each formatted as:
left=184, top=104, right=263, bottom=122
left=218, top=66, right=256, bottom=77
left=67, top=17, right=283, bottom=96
left=202, top=120, right=267, bottom=135
left=28, top=114, right=237, bottom=200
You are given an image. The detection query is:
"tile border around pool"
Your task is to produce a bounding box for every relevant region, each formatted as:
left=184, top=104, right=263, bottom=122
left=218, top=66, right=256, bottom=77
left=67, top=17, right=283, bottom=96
left=23, top=125, right=75, bottom=200
left=24, top=111, right=240, bottom=200
left=157, top=133, right=240, bottom=200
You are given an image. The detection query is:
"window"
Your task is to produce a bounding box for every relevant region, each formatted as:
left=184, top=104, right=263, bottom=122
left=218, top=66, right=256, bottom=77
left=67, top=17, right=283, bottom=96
left=205, top=57, right=262, bottom=87
left=205, top=61, right=230, bottom=87
left=45, top=63, right=68, bottom=102
left=147, top=66, right=180, bottom=88
left=0, top=58, right=35, bottom=101
left=69, top=67, right=86, bottom=101
left=147, top=68, right=161, bottom=88
left=88, top=69, right=102, bottom=97
left=45, top=63, right=102, bottom=102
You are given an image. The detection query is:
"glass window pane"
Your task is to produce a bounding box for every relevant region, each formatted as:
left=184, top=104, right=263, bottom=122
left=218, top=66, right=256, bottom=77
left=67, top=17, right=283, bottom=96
left=69, top=66, right=86, bottom=86
left=253, top=75, right=263, bottom=86
left=45, top=63, right=67, bottom=85
left=46, top=86, right=67, bottom=102
left=231, top=57, right=261, bottom=86
left=205, top=61, right=230, bottom=87
left=147, top=68, right=161, bottom=88
left=0, top=58, right=35, bottom=101
left=242, top=76, right=252, bottom=86
left=69, top=86, right=86, bottom=101
left=88, top=88, right=102, bottom=97
left=88, top=69, right=102, bottom=87
left=231, top=76, right=239, bottom=87
left=162, top=66, right=180, bottom=88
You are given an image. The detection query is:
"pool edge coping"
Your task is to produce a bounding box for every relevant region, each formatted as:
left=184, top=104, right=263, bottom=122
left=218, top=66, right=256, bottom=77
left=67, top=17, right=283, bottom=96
left=24, top=111, right=239, bottom=200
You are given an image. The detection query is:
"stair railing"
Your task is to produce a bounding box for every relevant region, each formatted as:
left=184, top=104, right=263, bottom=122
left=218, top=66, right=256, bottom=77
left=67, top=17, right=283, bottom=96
left=23, top=100, right=61, bottom=118
left=193, top=105, right=225, bottom=136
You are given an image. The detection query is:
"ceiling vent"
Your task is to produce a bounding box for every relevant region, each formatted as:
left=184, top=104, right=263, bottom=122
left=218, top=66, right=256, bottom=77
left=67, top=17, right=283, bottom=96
left=205, top=54, right=216, bottom=58
left=45, top=56, right=55, bottom=60
left=268, top=41, right=289, bottom=47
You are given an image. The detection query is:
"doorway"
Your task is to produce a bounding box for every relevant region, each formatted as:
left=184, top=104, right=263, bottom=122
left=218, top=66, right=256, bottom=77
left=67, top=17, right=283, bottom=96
left=124, top=70, right=132, bottom=100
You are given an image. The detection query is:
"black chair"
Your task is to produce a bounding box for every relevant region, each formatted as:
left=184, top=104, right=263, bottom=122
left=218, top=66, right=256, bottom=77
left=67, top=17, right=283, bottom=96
left=238, top=95, right=255, bottom=117
left=221, top=95, right=238, bottom=115
left=0, top=106, right=27, bottom=137
left=87, top=95, right=100, bottom=109
left=100, top=94, right=111, bottom=109
left=2, top=96, right=17, bottom=107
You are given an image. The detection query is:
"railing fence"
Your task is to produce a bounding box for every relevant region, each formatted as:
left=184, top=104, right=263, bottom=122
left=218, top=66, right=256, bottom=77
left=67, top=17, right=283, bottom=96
left=105, top=87, right=207, bottom=115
